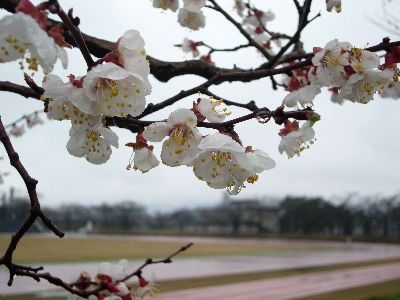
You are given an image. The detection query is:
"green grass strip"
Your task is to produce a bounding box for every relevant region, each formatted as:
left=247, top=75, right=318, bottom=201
left=296, top=279, right=400, bottom=300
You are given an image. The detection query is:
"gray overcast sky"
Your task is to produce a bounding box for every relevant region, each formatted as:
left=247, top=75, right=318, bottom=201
left=0, top=0, right=399, bottom=212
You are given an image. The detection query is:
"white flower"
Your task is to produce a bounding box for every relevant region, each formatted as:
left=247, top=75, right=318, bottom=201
left=182, top=38, right=200, bottom=57
left=329, top=87, right=345, bottom=105
left=326, top=0, right=341, bottom=13
left=183, top=0, right=206, bottom=11
left=381, top=81, right=400, bottom=99
left=152, top=0, right=179, bottom=12
left=66, top=125, right=119, bottom=165
left=26, top=112, right=43, bottom=128
left=279, top=121, right=315, bottom=158
left=340, top=69, right=394, bottom=104
left=196, top=97, right=230, bottom=123
left=135, top=274, right=158, bottom=300
left=348, top=48, right=380, bottom=74
left=233, top=0, right=246, bottom=17
left=312, top=39, right=352, bottom=87
left=116, top=30, right=152, bottom=95
left=83, top=62, right=147, bottom=117
left=244, top=25, right=271, bottom=46
left=132, top=147, right=160, bottom=173
left=178, top=7, right=206, bottom=30
left=243, top=10, right=275, bottom=27
left=0, top=13, right=67, bottom=73
left=143, top=108, right=201, bottom=167
left=9, top=124, right=25, bottom=137
left=283, top=84, right=321, bottom=108
left=43, top=74, right=102, bottom=129
left=126, top=133, right=159, bottom=173
left=193, top=133, right=275, bottom=195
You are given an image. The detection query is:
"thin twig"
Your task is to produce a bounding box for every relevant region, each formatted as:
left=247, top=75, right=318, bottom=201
left=49, top=0, right=95, bottom=68
left=117, top=243, right=194, bottom=283
left=0, top=116, right=64, bottom=285
left=207, top=0, right=273, bottom=61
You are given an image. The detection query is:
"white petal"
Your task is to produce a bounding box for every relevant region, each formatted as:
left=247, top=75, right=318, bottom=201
left=198, top=132, right=244, bottom=153
left=143, top=122, right=170, bottom=142
left=134, top=147, right=160, bottom=172
left=167, top=108, right=197, bottom=127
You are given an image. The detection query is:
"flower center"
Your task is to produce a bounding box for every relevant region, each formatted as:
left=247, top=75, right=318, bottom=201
left=170, top=125, right=193, bottom=146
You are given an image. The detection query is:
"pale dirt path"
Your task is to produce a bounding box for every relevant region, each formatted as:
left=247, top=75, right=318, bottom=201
left=158, top=262, right=400, bottom=300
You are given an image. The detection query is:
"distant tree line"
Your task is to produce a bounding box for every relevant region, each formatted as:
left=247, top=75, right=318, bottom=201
left=1, top=187, right=400, bottom=239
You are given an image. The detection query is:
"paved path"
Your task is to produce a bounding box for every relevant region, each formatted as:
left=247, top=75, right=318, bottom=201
left=1, top=237, right=400, bottom=296
left=158, top=262, right=400, bottom=300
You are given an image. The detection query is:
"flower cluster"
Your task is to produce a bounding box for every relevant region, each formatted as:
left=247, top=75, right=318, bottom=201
left=7, top=112, right=44, bottom=138
left=42, top=29, right=151, bottom=164
left=282, top=39, right=396, bottom=107
left=151, top=0, right=206, bottom=30
left=278, top=120, right=316, bottom=158
left=121, top=97, right=276, bottom=195
left=68, top=261, right=157, bottom=300
left=0, top=0, right=68, bottom=74
left=243, top=9, right=275, bottom=53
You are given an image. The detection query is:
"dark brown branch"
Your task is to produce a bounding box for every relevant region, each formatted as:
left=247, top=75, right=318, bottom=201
left=199, top=42, right=251, bottom=54
left=49, top=0, right=95, bottom=68
left=266, top=0, right=316, bottom=68
left=138, top=73, right=221, bottom=118
left=200, top=89, right=259, bottom=111
left=293, top=0, right=302, bottom=13
left=0, top=116, right=64, bottom=285
left=0, top=81, right=40, bottom=99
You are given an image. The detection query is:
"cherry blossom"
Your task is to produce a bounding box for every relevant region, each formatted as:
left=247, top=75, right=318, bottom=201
left=26, top=112, right=43, bottom=128
left=326, top=0, right=342, bottom=13
left=152, top=0, right=179, bottom=12
left=178, top=6, right=206, bottom=30
left=329, top=87, right=345, bottom=105
left=143, top=108, right=201, bottom=167
left=348, top=48, right=380, bottom=74
left=9, top=124, right=25, bottom=137
left=182, top=38, right=200, bottom=57
left=112, top=30, right=152, bottom=95
left=135, top=274, right=158, bottom=300
left=43, top=74, right=102, bottom=129
left=244, top=25, right=272, bottom=47
left=283, top=84, right=321, bottom=108
left=312, top=39, right=352, bottom=87
left=126, top=133, right=160, bottom=173
left=243, top=9, right=275, bottom=27
left=66, top=125, right=119, bottom=165
left=0, top=13, right=67, bottom=74
left=82, top=62, right=147, bottom=117
left=193, top=132, right=275, bottom=195
left=279, top=121, right=315, bottom=158
left=381, top=80, right=400, bottom=99
left=233, top=0, right=245, bottom=17
left=340, top=69, right=394, bottom=104
left=194, top=97, right=230, bottom=123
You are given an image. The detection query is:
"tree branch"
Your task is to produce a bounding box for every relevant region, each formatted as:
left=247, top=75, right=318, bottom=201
left=207, top=0, right=273, bottom=61
left=0, top=116, right=64, bottom=285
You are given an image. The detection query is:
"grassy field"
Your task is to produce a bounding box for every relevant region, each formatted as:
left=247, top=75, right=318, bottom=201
left=0, top=234, right=326, bottom=263
left=3, top=257, right=400, bottom=300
